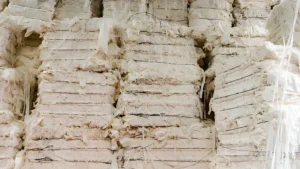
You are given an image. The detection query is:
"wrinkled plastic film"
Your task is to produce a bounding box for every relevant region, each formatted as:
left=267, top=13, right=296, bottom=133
left=266, top=0, right=300, bottom=168
left=98, top=18, right=114, bottom=54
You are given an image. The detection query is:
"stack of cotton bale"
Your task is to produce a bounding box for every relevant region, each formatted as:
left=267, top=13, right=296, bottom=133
left=54, top=0, right=102, bottom=20
left=3, top=0, right=57, bottom=21
left=233, top=0, right=278, bottom=34
left=188, top=0, right=233, bottom=32
left=0, top=20, right=25, bottom=169
left=116, top=19, right=214, bottom=169
left=103, top=0, right=148, bottom=24
left=210, top=41, right=300, bottom=168
left=204, top=0, right=280, bottom=127
left=148, top=0, right=189, bottom=26
left=204, top=0, right=279, bottom=82
left=204, top=27, right=265, bottom=99
left=226, top=0, right=279, bottom=53
left=205, top=37, right=264, bottom=80
left=205, top=0, right=279, bottom=73
left=22, top=19, right=119, bottom=169
left=203, top=1, right=278, bottom=113
left=205, top=1, right=279, bottom=168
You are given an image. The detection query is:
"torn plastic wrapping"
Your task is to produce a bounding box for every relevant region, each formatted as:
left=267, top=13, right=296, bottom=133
left=208, top=0, right=300, bottom=166
left=98, top=18, right=115, bottom=54
left=215, top=105, right=300, bottom=168
left=204, top=1, right=300, bottom=166
left=264, top=0, right=300, bottom=168
left=0, top=20, right=35, bottom=169
left=15, top=47, right=41, bottom=87
left=267, top=0, right=300, bottom=48
left=0, top=22, right=31, bottom=120
left=0, top=14, right=51, bottom=37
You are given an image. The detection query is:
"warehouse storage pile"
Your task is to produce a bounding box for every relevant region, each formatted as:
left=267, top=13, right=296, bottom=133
left=116, top=19, right=214, bottom=169
left=22, top=19, right=119, bottom=169
left=0, top=0, right=299, bottom=169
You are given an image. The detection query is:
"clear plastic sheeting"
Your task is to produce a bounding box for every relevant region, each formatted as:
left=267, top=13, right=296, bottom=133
left=267, top=0, right=300, bottom=47
left=209, top=42, right=300, bottom=169
left=265, top=0, right=300, bottom=169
